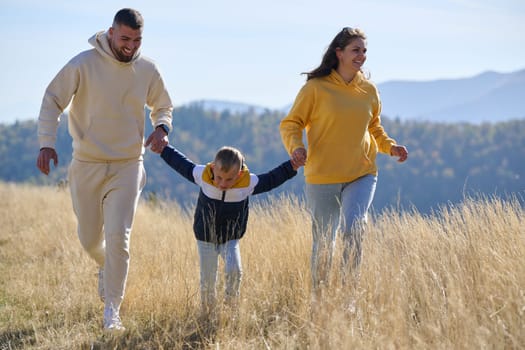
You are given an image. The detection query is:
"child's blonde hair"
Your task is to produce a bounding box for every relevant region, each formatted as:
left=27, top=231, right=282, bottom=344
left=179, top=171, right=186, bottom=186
left=214, top=146, right=244, bottom=172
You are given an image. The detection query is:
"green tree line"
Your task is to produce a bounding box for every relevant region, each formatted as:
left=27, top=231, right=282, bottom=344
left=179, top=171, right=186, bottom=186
left=1, top=107, right=523, bottom=213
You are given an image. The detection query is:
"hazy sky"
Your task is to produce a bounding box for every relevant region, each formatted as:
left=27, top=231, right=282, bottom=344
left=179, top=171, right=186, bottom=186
left=2, top=0, right=524, bottom=123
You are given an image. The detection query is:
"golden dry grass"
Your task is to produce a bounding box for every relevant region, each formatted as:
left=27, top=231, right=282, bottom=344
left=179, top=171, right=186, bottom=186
left=0, top=182, right=524, bottom=349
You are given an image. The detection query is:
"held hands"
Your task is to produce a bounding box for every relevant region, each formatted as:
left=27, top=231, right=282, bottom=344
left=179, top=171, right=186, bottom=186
left=37, top=147, right=58, bottom=175
left=390, top=145, right=408, bottom=162
left=145, top=127, right=169, bottom=154
left=291, top=147, right=307, bottom=170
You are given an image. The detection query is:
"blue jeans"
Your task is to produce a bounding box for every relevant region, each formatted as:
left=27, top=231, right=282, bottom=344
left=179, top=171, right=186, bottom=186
left=196, top=239, right=243, bottom=310
left=305, top=174, right=377, bottom=288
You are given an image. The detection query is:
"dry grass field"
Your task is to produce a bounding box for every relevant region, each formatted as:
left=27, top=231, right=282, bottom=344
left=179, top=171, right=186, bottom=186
left=0, top=182, right=524, bottom=349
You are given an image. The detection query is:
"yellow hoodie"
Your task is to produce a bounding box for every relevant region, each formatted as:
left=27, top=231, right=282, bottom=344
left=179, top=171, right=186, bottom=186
left=280, top=70, right=395, bottom=184
left=38, top=30, right=173, bottom=162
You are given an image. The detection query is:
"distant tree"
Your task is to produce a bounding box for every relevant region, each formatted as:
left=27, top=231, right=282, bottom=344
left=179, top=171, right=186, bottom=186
left=1, top=109, right=523, bottom=214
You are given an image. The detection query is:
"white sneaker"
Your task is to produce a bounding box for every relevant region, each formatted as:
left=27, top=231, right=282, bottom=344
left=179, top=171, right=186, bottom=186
left=103, top=303, right=125, bottom=331
left=97, top=267, right=105, bottom=302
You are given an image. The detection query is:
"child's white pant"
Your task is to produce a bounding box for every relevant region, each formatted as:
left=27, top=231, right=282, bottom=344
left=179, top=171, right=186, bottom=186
left=196, top=239, right=242, bottom=309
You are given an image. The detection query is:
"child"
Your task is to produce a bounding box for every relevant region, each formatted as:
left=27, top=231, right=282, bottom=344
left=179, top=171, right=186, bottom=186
left=160, top=144, right=300, bottom=315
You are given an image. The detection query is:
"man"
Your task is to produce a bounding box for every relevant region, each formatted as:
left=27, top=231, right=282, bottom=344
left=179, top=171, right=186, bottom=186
left=36, top=8, right=173, bottom=331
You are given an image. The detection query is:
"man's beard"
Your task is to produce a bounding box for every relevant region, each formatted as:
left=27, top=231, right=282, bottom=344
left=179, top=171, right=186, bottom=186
left=114, top=48, right=134, bottom=62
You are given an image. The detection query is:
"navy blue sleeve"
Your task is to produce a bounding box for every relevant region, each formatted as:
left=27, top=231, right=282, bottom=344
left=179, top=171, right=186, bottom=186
left=252, top=160, right=297, bottom=195
left=160, top=145, right=197, bottom=183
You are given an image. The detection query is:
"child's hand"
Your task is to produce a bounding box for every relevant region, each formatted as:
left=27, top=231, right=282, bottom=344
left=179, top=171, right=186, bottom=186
left=291, top=158, right=301, bottom=171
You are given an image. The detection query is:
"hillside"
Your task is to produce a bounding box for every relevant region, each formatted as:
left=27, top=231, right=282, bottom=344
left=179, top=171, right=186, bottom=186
left=0, top=105, right=524, bottom=213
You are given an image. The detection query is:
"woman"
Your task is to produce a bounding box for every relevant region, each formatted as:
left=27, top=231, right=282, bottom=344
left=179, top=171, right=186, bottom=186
left=280, top=27, right=408, bottom=290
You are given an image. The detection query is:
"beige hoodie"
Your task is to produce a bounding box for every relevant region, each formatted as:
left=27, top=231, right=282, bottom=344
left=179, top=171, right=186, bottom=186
left=38, top=30, right=173, bottom=162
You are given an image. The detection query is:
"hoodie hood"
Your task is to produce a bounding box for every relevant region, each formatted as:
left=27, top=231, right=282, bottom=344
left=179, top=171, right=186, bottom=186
left=202, top=162, right=251, bottom=189
left=327, top=69, right=367, bottom=93
left=88, top=30, right=141, bottom=65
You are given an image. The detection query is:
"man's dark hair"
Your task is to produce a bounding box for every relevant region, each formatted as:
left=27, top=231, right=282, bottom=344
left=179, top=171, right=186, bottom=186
left=113, top=8, right=144, bottom=30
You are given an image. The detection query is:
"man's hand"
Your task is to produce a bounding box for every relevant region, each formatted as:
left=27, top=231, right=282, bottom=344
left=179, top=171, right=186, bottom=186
left=37, top=147, right=58, bottom=175
left=145, top=126, right=169, bottom=154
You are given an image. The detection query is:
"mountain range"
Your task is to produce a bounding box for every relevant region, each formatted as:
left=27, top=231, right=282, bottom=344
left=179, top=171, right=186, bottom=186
left=378, top=68, right=525, bottom=123
left=193, top=68, right=525, bottom=124
left=187, top=99, right=271, bottom=115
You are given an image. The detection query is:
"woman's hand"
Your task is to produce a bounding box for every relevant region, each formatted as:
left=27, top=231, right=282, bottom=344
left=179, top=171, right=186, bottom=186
left=390, top=145, right=408, bottom=162
left=292, top=147, right=307, bottom=166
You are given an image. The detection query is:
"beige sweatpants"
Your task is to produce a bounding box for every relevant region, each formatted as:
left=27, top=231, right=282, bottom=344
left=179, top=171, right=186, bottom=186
left=68, top=158, right=146, bottom=309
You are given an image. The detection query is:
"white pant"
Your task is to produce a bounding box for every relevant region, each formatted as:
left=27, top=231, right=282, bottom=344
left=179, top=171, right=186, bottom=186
left=196, top=239, right=242, bottom=310
left=68, top=158, right=146, bottom=309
